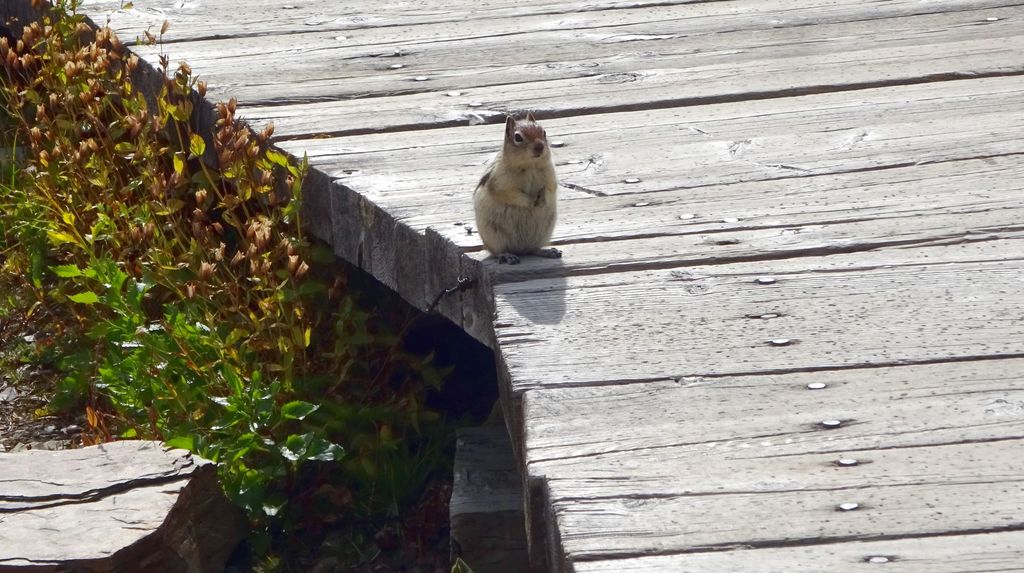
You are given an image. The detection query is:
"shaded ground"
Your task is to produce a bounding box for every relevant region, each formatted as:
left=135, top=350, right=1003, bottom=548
left=0, top=377, right=81, bottom=452
left=0, top=311, right=82, bottom=453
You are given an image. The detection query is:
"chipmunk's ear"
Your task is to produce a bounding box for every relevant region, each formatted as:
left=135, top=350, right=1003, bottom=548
left=526, top=111, right=537, bottom=123
left=505, top=116, right=516, bottom=141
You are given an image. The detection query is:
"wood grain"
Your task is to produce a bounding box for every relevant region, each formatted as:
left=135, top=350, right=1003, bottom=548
left=450, top=427, right=529, bottom=573
left=574, top=531, right=1024, bottom=572
left=272, top=72, right=1024, bottom=196
left=223, top=13, right=1022, bottom=97
left=524, top=359, right=1024, bottom=474
left=414, top=154, right=1024, bottom=253
left=557, top=480, right=1024, bottom=559
left=88, top=2, right=1024, bottom=135
left=232, top=32, right=1024, bottom=138
left=84, top=0, right=1021, bottom=43
left=495, top=250, right=1024, bottom=392
left=523, top=360, right=1024, bottom=566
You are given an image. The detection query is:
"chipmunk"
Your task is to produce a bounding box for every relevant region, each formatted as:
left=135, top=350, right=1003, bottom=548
left=473, top=113, right=561, bottom=265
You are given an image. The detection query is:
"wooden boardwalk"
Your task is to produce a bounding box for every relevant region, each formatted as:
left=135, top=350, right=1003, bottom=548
left=70, top=0, right=1024, bottom=570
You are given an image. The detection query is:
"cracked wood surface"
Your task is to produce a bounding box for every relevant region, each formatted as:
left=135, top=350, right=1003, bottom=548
left=59, top=0, right=1024, bottom=570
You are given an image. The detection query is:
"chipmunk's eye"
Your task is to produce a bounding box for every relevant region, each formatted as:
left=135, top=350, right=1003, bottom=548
left=513, top=132, right=524, bottom=144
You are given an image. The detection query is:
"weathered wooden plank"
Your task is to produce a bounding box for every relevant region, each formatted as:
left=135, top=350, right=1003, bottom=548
left=87, top=0, right=1021, bottom=45
left=276, top=75, right=1024, bottom=224
left=540, top=439, right=1024, bottom=505
left=480, top=211, right=1024, bottom=285
left=523, top=359, right=1024, bottom=476
left=108, top=3, right=1024, bottom=111
left=235, top=36, right=1024, bottom=138
left=521, top=359, right=1024, bottom=567
left=498, top=234, right=1024, bottom=499
left=494, top=249, right=1024, bottom=392
left=321, top=176, right=497, bottom=341
left=84, top=2, right=1024, bottom=136
left=553, top=467, right=1024, bottom=561
left=450, top=427, right=529, bottom=573
left=83, top=0, right=723, bottom=41
left=574, top=531, right=1024, bottom=572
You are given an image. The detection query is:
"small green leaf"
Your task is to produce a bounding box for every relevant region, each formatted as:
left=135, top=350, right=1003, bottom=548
left=265, top=150, right=289, bottom=167
left=166, top=435, right=194, bottom=451
left=108, top=123, right=126, bottom=140
left=189, top=133, right=206, bottom=158
left=280, top=434, right=305, bottom=462
left=451, top=558, right=475, bottom=573
left=46, top=230, right=78, bottom=246
left=51, top=264, right=82, bottom=278
left=281, top=400, right=318, bottom=421
left=173, top=152, right=185, bottom=175
left=280, top=433, right=343, bottom=463
left=29, top=250, right=44, bottom=288
left=114, top=141, right=134, bottom=155
left=231, top=434, right=259, bottom=461
left=222, top=364, right=244, bottom=397
left=309, top=440, right=343, bottom=462
left=69, top=292, right=99, bottom=304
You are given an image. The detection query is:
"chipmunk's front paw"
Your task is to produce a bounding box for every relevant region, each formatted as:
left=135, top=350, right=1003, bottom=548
left=534, top=247, right=562, bottom=259
left=498, top=253, right=521, bottom=265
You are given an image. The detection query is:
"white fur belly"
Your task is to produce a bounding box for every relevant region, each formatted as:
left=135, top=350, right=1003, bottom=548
left=474, top=194, right=557, bottom=255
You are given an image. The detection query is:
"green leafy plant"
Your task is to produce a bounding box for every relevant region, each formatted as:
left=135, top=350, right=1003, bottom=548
left=2, top=1, right=460, bottom=567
